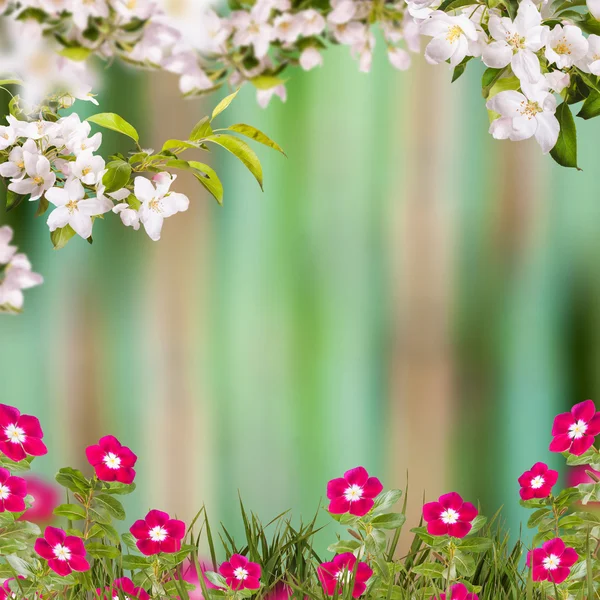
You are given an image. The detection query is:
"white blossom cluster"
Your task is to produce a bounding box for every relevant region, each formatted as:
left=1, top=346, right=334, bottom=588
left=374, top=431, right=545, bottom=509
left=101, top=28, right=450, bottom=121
left=0, top=225, right=43, bottom=313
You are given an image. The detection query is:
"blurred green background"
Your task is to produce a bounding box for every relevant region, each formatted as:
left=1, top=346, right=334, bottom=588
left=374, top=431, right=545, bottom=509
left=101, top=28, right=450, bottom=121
left=2, top=43, right=600, bottom=551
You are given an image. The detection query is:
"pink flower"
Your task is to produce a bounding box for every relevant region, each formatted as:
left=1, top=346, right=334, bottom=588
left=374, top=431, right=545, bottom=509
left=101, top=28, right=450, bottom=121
left=34, top=526, right=90, bottom=576
left=518, top=462, right=558, bottom=500
left=98, top=578, right=150, bottom=600
left=0, top=577, right=26, bottom=600
left=219, top=554, right=261, bottom=591
left=0, top=404, right=47, bottom=462
left=527, top=538, right=578, bottom=584
left=423, top=492, right=478, bottom=538
left=327, top=467, right=383, bottom=517
left=549, top=400, right=600, bottom=456
left=265, top=583, right=293, bottom=599
left=0, top=468, right=27, bottom=513
left=85, top=435, right=137, bottom=484
left=438, top=583, right=479, bottom=600
left=130, top=510, right=186, bottom=555
left=318, top=553, right=372, bottom=598
left=181, top=559, right=220, bottom=600
left=568, top=465, right=600, bottom=487
left=18, top=475, right=60, bottom=524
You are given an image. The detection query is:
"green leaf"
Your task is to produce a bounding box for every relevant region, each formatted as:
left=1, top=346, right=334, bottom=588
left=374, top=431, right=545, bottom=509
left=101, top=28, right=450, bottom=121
left=6, top=190, right=25, bottom=212
left=372, top=490, right=403, bottom=515
left=227, top=124, right=286, bottom=155
left=550, top=102, right=579, bottom=169
left=204, top=134, right=263, bottom=190
left=93, top=494, right=126, bottom=520
left=86, top=113, right=139, bottom=143
left=527, top=508, right=552, bottom=528
left=0, top=79, right=23, bottom=86
left=482, top=67, right=505, bottom=98
left=371, top=513, right=406, bottom=530
left=188, top=161, right=224, bottom=205
left=250, top=75, right=285, bottom=90
left=121, top=555, right=152, bottom=570
left=190, top=116, right=213, bottom=141
left=50, top=225, right=77, bottom=250
left=0, top=455, right=34, bottom=472
left=88, top=523, right=120, bottom=544
left=458, top=537, right=493, bottom=552
left=58, top=47, right=92, bottom=61
left=55, top=467, right=90, bottom=493
left=411, top=563, right=445, bottom=578
left=205, top=571, right=227, bottom=588
left=327, top=539, right=362, bottom=553
left=577, top=90, right=600, bottom=119
left=86, top=542, right=121, bottom=559
left=102, top=159, right=132, bottom=194
left=54, top=503, right=87, bottom=521
left=161, top=139, right=200, bottom=152
left=211, top=90, right=239, bottom=121
left=452, top=56, right=472, bottom=83
left=101, top=481, right=136, bottom=495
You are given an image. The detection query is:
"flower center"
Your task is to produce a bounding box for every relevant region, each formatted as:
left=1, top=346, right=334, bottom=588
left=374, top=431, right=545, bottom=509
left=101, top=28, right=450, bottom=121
left=569, top=420, right=588, bottom=439
left=530, top=476, right=545, bottom=489
left=518, top=100, right=542, bottom=119
left=81, top=167, right=92, bottom=177
left=441, top=508, right=460, bottom=524
left=16, top=161, right=24, bottom=169
left=53, top=544, right=72, bottom=561
left=1, top=132, right=8, bottom=140
left=66, top=199, right=79, bottom=213
left=543, top=554, right=561, bottom=570
left=344, top=484, right=364, bottom=502
left=233, top=567, right=249, bottom=580
left=5, top=424, right=25, bottom=444
left=335, top=568, right=352, bottom=585
left=554, top=38, right=572, bottom=55
left=446, top=25, right=463, bottom=43
left=103, top=452, right=122, bottom=470
left=149, top=526, right=168, bottom=542
left=507, top=33, right=525, bottom=50
left=149, top=198, right=161, bottom=212
left=33, top=176, right=44, bottom=185
left=0, top=484, right=10, bottom=500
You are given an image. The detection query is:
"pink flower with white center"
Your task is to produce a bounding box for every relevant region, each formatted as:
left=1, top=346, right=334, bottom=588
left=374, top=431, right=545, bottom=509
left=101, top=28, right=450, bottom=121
left=549, top=400, right=600, bottom=456
left=423, top=492, right=478, bottom=538
left=18, top=475, right=59, bottom=524
left=318, top=553, right=373, bottom=598
left=518, top=462, right=558, bottom=500
left=219, top=554, right=261, bottom=591
left=327, top=466, right=383, bottom=517
left=34, top=526, right=90, bottom=576
left=0, top=576, right=26, bottom=600
left=437, top=583, right=479, bottom=600
left=130, top=510, right=186, bottom=555
left=0, top=468, right=27, bottom=513
left=97, top=577, right=150, bottom=600
left=527, top=538, right=578, bottom=584
left=85, top=435, right=137, bottom=484
left=181, top=559, right=221, bottom=599
left=0, top=404, right=47, bottom=462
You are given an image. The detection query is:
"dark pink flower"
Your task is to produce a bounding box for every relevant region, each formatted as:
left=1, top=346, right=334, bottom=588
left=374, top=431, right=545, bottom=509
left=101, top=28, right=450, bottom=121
left=568, top=465, right=600, bottom=487
left=181, top=559, right=220, bottom=600
left=219, top=554, right=261, bottom=591
left=423, top=492, right=478, bottom=538
left=130, top=510, right=186, bottom=555
left=437, top=583, right=479, bottom=600
left=97, top=578, right=150, bottom=600
left=518, top=462, right=558, bottom=500
left=0, top=404, right=47, bottom=462
left=18, top=475, right=60, bottom=524
left=0, top=468, right=27, bottom=513
left=318, top=553, right=372, bottom=598
left=85, top=435, right=137, bottom=484
left=0, top=576, right=26, bottom=600
left=327, top=467, right=383, bottom=517
left=549, top=400, right=600, bottom=456
left=265, top=583, right=293, bottom=599
left=34, top=526, right=90, bottom=576
left=527, top=538, right=578, bottom=584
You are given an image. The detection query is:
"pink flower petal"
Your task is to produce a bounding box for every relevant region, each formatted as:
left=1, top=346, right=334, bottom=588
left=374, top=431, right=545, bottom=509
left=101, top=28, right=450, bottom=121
left=459, top=502, right=478, bottom=522
left=439, top=492, right=463, bottom=510
left=48, top=558, right=72, bottom=576
left=427, top=519, right=448, bottom=536
left=587, top=413, right=600, bottom=436
left=448, top=521, right=472, bottom=538
left=137, top=539, right=160, bottom=555
left=560, top=547, right=578, bottom=567
left=116, top=468, right=136, bottom=485
left=145, top=510, right=170, bottom=527
left=542, top=538, right=565, bottom=556
left=34, top=538, right=54, bottom=559
left=17, top=415, right=43, bottom=438
left=572, top=400, right=596, bottom=422
left=130, top=520, right=149, bottom=540
left=349, top=498, right=373, bottom=516
left=0, top=441, right=26, bottom=462
left=85, top=445, right=104, bottom=466
left=165, top=519, right=186, bottom=540
left=549, top=566, right=570, bottom=584
left=21, top=437, right=47, bottom=457
left=551, top=412, right=574, bottom=435
left=423, top=502, right=442, bottom=522
left=344, top=467, right=369, bottom=486
left=0, top=405, right=20, bottom=427
left=326, top=478, right=348, bottom=499
left=119, top=447, right=137, bottom=468
left=549, top=434, right=571, bottom=453
left=4, top=495, right=25, bottom=512
left=570, top=435, right=594, bottom=456
left=69, top=555, right=90, bottom=572
left=363, top=477, right=383, bottom=498
left=329, top=497, right=351, bottom=514
left=99, top=435, right=122, bottom=453
left=160, top=537, right=181, bottom=553
left=244, top=577, right=261, bottom=590
left=230, top=554, right=248, bottom=569
left=45, top=526, right=66, bottom=546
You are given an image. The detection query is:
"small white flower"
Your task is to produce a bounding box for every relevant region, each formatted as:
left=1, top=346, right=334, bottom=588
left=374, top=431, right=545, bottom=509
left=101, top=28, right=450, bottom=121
left=8, top=153, right=55, bottom=201
left=0, top=121, right=16, bottom=151
left=545, top=70, right=570, bottom=93
left=0, top=139, right=37, bottom=180
left=388, top=47, right=411, bottom=70
left=162, top=52, right=213, bottom=94
left=71, top=0, right=109, bottom=31
left=113, top=203, right=141, bottom=230
left=328, top=0, right=357, bottom=25
left=46, top=179, right=113, bottom=239
left=588, top=0, right=600, bottom=20
left=0, top=253, right=43, bottom=311
left=545, top=25, right=588, bottom=69
left=576, top=33, right=600, bottom=76
left=487, top=87, right=559, bottom=153
left=134, top=174, right=189, bottom=241
left=331, top=21, right=367, bottom=45
left=257, top=84, right=287, bottom=108
left=71, top=150, right=105, bottom=185
left=299, top=47, right=324, bottom=71
left=421, top=12, right=479, bottom=67
left=351, top=29, right=376, bottom=72
left=273, top=13, right=303, bottom=44
left=0, top=226, right=17, bottom=265
left=110, top=0, right=156, bottom=22
left=299, top=9, right=326, bottom=36
left=231, top=9, right=274, bottom=59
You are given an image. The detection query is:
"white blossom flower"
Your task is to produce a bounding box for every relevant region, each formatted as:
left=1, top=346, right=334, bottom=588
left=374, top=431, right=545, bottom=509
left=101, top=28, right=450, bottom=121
left=71, top=150, right=105, bottom=185
left=486, top=87, right=559, bottom=153
left=331, top=21, right=367, bottom=45
left=71, top=0, right=109, bottom=30
left=0, top=139, right=38, bottom=180
left=351, top=29, right=376, bottom=72
left=576, top=33, right=600, bottom=75
left=421, top=12, right=479, bottom=67
left=0, top=253, right=43, bottom=311
left=300, top=47, right=324, bottom=70
left=134, top=174, right=189, bottom=241
left=545, top=25, right=588, bottom=69
left=545, top=70, right=570, bottom=92
left=110, top=0, right=156, bottom=22
left=231, top=9, right=274, bottom=59
left=46, top=178, right=113, bottom=239
left=588, top=0, right=600, bottom=20
left=273, top=13, right=303, bottom=43
left=388, top=46, right=411, bottom=70
left=8, top=153, right=55, bottom=201
left=299, top=9, right=326, bottom=36
left=0, top=121, right=16, bottom=150
left=257, top=84, right=287, bottom=108
left=482, top=0, right=548, bottom=84
left=113, top=203, right=141, bottom=230
left=328, top=0, right=357, bottom=25
left=0, top=226, right=17, bottom=264
left=162, top=51, right=214, bottom=94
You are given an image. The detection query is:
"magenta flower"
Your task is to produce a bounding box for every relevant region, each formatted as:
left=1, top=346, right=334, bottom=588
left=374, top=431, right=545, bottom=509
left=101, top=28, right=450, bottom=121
left=265, top=583, right=293, bottom=599
left=85, top=435, right=137, bottom=484
left=527, top=538, right=578, bottom=584
left=98, top=578, right=150, bottom=600
left=327, top=467, right=383, bottom=517
left=34, top=526, right=90, bottom=576
left=130, top=510, right=186, bottom=555
left=18, top=475, right=60, bottom=524
left=568, top=465, right=600, bottom=487
left=219, top=554, right=261, bottom=591
left=0, top=468, right=27, bottom=513
left=549, top=400, right=600, bottom=456
left=518, top=462, right=558, bottom=501
left=0, top=404, right=47, bottom=462
left=318, top=553, right=372, bottom=598
left=423, top=492, right=478, bottom=538
left=0, top=577, right=26, bottom=600
left=437, top=583, right=479, bottom=600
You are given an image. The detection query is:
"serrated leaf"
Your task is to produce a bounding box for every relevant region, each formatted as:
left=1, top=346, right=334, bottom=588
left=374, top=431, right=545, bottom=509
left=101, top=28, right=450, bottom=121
left=227, top=124, right=285, bottom=155
left=211, top=90, right=239, bottom=121
left=204, top=134, right=263, bottom=189
left=87, top=113, right=139, bottom=143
